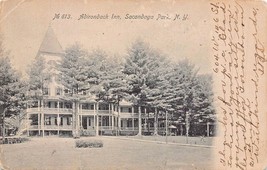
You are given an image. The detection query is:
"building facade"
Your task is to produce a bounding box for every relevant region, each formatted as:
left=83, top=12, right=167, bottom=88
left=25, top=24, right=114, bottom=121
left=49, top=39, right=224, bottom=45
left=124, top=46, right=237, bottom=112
left=26, top=26, right=168, bottom=137
left=26, top=26, right=215, bottom=137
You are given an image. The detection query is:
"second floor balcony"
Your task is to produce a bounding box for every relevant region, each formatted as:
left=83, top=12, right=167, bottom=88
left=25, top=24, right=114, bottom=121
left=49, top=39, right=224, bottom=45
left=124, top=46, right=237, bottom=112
left=27, top=107, right=116, bottom=115
left=27, top=107, right=73, bottom=114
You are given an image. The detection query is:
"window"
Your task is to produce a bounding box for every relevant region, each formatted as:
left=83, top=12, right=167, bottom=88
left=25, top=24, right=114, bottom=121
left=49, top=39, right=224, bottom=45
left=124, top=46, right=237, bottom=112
left=56, top=88, right=62, bottom=96
left=99, top=104, right=109, bottom=110
left=64, top=89, right=70, bottom=94
left=128, top=108, right=132, bottom=113
left=43, top=88, right=49, bottom=95
left=81, top=104, right=86, bottom=110
left=127, top=119, right=131, bottom=127
left=90, top=104, right=94, bottom=110
left=55, top=75, right=62, bottom=83
left=59, top=102, right=63, bottom=108
left=45, top=117, right=51, bottom=125
left=88, top=118, right=91, bottom=126
left=30, top=115, right=38, bottom=125
left=78, top=90, right=86, bottom=95
left=65, top=103, right=70, bottom=108
left=55, top=117, right=58, bottom=125
left=67, top=117, right=72, bottom=125
left=60, top=117, right=63, bottom=125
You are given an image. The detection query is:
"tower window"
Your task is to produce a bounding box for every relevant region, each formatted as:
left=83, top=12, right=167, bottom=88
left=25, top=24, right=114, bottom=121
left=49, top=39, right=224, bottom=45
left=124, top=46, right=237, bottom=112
left=43, top=88, right=49, bottom=95
left=56, top=88, right=62, bottom=96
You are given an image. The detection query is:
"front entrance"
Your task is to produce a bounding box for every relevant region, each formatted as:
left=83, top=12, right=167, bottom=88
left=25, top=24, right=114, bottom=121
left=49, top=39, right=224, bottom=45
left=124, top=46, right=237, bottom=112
left=81, top=116, right=94, bottom=130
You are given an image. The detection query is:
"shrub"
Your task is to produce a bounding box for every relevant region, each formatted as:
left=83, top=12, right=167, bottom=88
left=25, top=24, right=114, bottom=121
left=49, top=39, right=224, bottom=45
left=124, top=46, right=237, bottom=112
left=0, top=137, right=30, bottom=144
left=75, top=139, right=103, bottom=148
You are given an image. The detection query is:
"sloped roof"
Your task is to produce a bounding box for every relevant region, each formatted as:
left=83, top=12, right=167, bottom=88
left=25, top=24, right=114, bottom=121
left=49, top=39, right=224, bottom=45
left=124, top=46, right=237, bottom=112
left=38, top=26, right=63, bottom=55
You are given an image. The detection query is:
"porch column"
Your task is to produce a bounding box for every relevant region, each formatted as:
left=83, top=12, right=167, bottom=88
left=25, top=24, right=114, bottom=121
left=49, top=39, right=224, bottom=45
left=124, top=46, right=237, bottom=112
left=111, top=104, right=114, bottom=130
left=118, top=105, right=121, bottom=130
left=78, top=103, right=80, bottom=128
left=41, top=100, right=44, bottom=137
left=207, top=122, right=210, bottom=137
left=131, top=118, right=134, bottom=131
left=109, top=103, right=111, bottom=129
left=72, top=102, right=75, bottom=137
left=87, top=116, right=89, bottom=129
left=38, top=100, right=40, bottom=111
left=132, top=106, right=134, bottom=131
left=26, top=103, right=29, bottom=137
left=80, top=115, right=82, bottom=129
left=93, top=103, right=96, bottom=132
left=38, top=112, right=40, bottom=135
left=37, top=100, right=40, bottom=135
left=57, top=101, right=60, bottom=136
left=57, top=113, right=60, bottom=136
left=101, top=115, right=103, bottom=135
left=57, top=101, right=60, bottom=112
left=96, top=102, right=99, bottom=136
left=144, top=108, right=147, bottom=130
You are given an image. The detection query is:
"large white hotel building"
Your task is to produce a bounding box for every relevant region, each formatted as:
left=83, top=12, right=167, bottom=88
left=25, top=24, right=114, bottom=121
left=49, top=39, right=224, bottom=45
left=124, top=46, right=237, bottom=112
left=26, top=26, right=170, bottom=137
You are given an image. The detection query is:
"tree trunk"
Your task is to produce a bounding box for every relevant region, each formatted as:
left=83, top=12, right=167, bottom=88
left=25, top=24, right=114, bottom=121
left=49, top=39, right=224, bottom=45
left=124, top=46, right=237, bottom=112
left=2, top=108, right=7, bottom=144
left=153, top=107, right=158, bottom=135
left=185, top=109, right=190, bottom=144
left=72, top=101, right=80, bottom=138
left=165, top=110, right=168, bottom=143
left=147, top=111, right=150, bottom=133
left=137, top=106, right=142, bottom=136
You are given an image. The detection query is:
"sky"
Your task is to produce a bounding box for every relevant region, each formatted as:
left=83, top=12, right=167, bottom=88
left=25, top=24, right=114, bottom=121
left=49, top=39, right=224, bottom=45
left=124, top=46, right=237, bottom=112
left=0, top=0, right=212, bottom=75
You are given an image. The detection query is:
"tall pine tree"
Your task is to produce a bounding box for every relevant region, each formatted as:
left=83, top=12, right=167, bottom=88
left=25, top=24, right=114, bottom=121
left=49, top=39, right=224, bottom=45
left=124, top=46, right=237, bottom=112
left=59, top=43, right=89, bottom=137
left=123, top=40, right=168, bottom=136
left=0, top=49, right=26, bottom=139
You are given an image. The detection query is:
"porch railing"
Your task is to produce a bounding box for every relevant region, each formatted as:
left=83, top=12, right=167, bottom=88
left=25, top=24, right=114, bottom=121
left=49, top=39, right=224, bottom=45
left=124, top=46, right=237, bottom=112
left=27, top=108, right=73, bottom=113
left=27, top=108, right=39, bottom=112
left=80, top=110, right=94, bottom=114
left=120, top=127, right=139, bottom=130
left=100, top=126, right=113, bottom=130
left=44, top=125, right=72, bottom=130
left=29, top=125, right=38, bottom=129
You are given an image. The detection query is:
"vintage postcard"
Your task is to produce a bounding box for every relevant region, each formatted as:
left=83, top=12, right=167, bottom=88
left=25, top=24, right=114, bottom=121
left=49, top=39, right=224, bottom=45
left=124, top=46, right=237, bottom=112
left=0, top=0, right=267, bottom=170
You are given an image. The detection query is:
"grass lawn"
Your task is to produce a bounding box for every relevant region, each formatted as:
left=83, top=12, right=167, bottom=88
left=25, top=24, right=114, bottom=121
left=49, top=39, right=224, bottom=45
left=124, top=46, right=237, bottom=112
left=126, top=135, right=214, bottom=146
left=0, top=136, right=214, bottom=170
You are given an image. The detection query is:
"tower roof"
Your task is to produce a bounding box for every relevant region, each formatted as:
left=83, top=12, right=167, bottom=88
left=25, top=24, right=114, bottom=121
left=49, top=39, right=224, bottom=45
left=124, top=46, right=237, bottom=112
left=38, top=26, right=63, bottom=55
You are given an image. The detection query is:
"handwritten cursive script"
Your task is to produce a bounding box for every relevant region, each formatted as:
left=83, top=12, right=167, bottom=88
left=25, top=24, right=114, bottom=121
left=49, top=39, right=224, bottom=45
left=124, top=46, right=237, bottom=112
left=210, top=1, right=265, bottom=169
